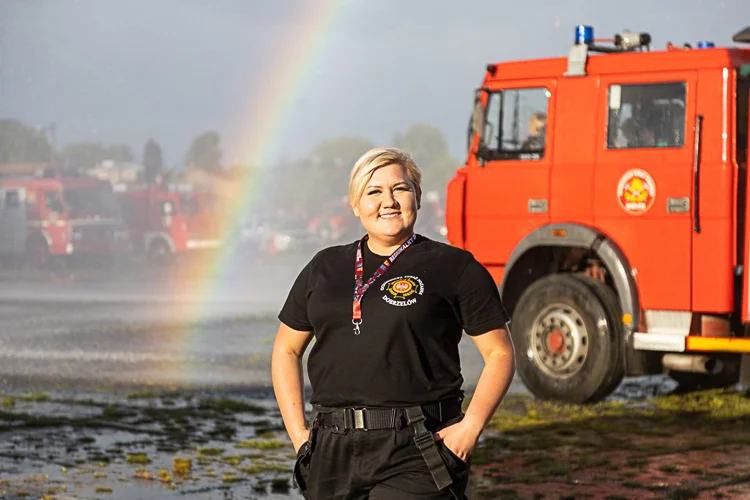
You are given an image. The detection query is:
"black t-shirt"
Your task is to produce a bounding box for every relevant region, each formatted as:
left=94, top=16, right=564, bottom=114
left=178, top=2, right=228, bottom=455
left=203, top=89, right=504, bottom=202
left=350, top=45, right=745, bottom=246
left=278, top=234, right=509, bottom=407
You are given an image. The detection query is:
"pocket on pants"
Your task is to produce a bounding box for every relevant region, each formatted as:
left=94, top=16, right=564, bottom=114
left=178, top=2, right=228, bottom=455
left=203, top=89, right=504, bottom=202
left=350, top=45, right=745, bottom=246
left=293, top=440, right=312, bottom=491
left=437, top=441, right=468, bottom=471
left=436, top=441, right=470, bottom=496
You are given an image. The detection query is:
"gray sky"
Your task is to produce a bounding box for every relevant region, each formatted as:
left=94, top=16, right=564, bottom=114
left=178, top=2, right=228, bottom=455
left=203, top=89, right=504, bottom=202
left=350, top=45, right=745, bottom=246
left=1, top=0, right=748, bottom=168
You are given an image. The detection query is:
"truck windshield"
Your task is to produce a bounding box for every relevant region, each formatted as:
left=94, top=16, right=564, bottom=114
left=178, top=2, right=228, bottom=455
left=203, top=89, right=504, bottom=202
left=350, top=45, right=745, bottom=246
left=64, top=187, right=122, bottom=219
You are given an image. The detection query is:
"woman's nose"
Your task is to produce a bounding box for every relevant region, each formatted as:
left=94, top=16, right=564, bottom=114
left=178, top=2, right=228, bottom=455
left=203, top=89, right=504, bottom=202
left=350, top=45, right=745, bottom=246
left=382, top=190, right=397, bottom=207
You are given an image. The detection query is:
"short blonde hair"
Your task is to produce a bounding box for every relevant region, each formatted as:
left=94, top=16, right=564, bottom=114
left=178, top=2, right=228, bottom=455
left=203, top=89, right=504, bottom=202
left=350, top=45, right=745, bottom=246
left=348, top=147, right=422, bottom=208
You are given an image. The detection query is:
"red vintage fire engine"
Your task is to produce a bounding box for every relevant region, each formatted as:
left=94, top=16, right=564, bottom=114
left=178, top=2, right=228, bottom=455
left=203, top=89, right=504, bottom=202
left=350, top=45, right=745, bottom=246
left=446, top=26, right=750, bottom=403
left=117, top=183, right=222, bottom=263
left=0, top=166, right=130, bottom=267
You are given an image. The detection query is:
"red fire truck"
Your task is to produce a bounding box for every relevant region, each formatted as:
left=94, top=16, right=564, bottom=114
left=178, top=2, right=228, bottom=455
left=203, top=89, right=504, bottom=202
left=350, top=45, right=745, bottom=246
left=0, top=169, right=130, bottom=267
left=117, top=184, right=222, bottom=263
left=446, top=26, right=750, bottom=403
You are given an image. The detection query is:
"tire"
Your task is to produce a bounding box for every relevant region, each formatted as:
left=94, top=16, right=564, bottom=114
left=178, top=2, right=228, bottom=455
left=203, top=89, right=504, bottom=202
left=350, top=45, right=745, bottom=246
left=570, top=274, right=626, bottom=401
left=147, top=239, right=173, bottom=265
left=25, top=237, right=51, bottom=270
left=510, top=273, right=624, bottom=404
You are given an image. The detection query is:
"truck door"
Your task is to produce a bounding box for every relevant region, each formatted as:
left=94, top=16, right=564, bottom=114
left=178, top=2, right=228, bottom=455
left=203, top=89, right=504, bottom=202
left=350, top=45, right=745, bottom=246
left=465, top=81, right=556, bottom=265
left=594, top=74, right=697, bottom=311
left=0, top=188, right=27, bottom=256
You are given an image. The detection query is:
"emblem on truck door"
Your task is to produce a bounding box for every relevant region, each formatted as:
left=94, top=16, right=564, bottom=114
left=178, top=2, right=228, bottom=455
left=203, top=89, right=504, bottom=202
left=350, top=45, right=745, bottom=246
left=617, top=168, right=656, bottom=215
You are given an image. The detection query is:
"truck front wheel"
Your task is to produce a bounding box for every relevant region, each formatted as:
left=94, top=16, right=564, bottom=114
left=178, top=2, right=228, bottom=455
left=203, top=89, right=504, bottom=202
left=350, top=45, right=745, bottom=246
left=511, top=273, right=624, bottom=404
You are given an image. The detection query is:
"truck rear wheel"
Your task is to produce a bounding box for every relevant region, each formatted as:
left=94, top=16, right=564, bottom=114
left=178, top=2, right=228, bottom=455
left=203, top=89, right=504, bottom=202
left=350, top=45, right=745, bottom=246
left=511, top=273, right=624, bottom=404
left=25, top=237, right=51, bottom=270
left=147, top=239, right=173, bottom=265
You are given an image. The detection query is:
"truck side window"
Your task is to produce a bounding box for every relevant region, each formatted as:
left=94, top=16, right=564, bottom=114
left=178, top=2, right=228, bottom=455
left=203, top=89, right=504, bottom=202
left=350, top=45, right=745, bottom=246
left=44, top=191, right=64, bottom=213
left=4, top=191, right=20, bottom=209
left=607, top=82, right=686, bottom=149
left=737, top=69, right=749, bottom=165
left=483, top=87, right=550, bottom=161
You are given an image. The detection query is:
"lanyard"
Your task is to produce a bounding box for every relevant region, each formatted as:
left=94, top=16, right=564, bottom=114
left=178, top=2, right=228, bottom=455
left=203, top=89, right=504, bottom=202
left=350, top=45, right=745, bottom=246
left=352, top=233, right=417, bottom=335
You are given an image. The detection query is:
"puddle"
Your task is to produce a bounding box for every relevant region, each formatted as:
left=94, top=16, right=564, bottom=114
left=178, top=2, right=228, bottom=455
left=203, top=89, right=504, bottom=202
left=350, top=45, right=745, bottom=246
left=0, top=389, right=302, bottom=499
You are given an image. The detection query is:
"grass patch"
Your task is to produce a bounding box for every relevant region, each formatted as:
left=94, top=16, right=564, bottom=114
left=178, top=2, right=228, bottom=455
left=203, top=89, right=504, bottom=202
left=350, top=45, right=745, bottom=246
left=197, top=398, right=265, bottom=414
left=222, top=455, right=246, bottom=466
left=125, top=453, right=151, bottom=465
left=197, top=447, right=224, bottom=457
left=236, top=439, right=286, bottom=450
left=222, top=472, right=242, bottom=483
left=238, top=463, right=288, bottom=474
left=271, top=477, right=290, bottom=493
left=18, top=392, right=51, bottom=402
left=659, top=464, right=680, bottom=473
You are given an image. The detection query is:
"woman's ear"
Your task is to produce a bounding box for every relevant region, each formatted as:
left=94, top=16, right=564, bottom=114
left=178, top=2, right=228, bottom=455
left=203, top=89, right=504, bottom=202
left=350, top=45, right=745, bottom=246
left=352, top=205, right=360, bottom=217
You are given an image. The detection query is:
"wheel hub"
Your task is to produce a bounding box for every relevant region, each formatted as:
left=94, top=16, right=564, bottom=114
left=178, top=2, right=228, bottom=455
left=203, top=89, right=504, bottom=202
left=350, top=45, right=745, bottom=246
left=527, top=303, right=590, bottom=380
left=544, top=328, right=566, bottom=355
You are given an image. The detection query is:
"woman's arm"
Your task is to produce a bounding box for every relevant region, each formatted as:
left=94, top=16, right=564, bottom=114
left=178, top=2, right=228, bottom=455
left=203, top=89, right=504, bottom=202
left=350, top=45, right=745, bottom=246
left=435, top=327, right=515, bottom=461
left=271, top=322, right=315, bottom=452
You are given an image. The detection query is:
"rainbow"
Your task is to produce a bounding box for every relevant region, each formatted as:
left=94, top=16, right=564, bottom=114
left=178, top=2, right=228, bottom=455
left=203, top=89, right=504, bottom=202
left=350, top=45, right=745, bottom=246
left=172, top=0, right=349, bottom=332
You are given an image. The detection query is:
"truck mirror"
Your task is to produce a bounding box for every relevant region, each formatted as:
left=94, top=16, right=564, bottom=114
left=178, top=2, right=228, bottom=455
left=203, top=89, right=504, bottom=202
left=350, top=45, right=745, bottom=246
left=468, top=92, right=487, bottom=156
left=471, top=96, right=485, bottom=138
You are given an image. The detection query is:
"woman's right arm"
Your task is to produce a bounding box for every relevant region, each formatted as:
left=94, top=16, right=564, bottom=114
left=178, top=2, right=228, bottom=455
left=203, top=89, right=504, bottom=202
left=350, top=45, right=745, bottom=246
left=271, top=322, right=315, bottom=452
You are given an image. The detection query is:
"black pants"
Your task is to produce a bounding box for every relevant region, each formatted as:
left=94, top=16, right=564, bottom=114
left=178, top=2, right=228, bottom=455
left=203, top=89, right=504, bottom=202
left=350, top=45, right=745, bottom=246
left=294, top=419, right=470, bottom=499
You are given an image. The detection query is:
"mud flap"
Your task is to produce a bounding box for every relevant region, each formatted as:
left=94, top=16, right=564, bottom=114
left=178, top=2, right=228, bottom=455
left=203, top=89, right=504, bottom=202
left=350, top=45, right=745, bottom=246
left=740, top=354, right=750, bottom=387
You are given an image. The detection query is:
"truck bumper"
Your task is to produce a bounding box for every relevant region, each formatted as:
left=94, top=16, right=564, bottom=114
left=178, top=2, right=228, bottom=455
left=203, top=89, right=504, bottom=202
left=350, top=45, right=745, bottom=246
left=633, top=332, right=750, bottom=353
left=185, top=239, right=222, bottom=250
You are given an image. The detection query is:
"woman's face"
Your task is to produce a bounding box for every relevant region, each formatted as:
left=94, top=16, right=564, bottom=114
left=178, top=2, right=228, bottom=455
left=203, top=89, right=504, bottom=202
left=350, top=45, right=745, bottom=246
left=353, top=163, right=418, bottom=245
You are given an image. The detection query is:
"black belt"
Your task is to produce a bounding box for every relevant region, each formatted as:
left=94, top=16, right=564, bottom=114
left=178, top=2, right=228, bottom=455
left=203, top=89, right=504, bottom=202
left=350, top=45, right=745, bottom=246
left=313, top=398, right=462, bottom=431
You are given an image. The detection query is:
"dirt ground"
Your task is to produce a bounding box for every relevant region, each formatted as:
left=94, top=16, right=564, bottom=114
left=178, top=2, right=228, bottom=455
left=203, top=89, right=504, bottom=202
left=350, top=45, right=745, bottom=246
left=469, top=388, right=750, bottom=500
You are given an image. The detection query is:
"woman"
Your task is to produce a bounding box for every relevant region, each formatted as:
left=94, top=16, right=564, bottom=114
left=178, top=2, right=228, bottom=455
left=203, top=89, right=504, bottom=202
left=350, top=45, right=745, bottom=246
left=272, top=147, right=515, bottom=499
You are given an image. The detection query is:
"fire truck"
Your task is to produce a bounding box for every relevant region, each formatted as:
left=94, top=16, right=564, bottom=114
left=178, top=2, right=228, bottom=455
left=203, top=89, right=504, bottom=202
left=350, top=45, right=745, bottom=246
left=117, top=184, right=222, bottom=263
left=0, top=167, right=130, bottom=267
left=446, top=26, right=750, bottom=403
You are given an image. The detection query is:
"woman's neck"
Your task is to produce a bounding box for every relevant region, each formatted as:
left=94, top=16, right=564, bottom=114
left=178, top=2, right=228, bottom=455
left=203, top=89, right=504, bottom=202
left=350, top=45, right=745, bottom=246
left=366, top=232, right=414, bottom=256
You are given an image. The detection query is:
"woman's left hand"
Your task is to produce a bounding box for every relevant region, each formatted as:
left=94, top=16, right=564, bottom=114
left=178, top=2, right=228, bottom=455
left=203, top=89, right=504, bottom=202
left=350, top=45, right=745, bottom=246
left=433, top=420, right=480, bottom=463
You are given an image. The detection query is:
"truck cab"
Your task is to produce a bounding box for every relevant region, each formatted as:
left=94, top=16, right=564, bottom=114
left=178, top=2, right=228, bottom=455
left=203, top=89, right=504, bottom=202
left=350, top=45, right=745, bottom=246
left=446, top=25, right=750, bottom=403
left=0, top=172, right=130, bottom=267
left=118, top=184, right=222, bottom=263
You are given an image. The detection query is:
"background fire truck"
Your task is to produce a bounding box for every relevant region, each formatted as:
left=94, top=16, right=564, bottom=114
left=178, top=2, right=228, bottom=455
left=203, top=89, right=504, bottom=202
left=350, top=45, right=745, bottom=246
left=0, top=165, right=130, bottom=268
left=117, top=183, right=222, bottom=263
left=446, top=25, right=750, bottom=403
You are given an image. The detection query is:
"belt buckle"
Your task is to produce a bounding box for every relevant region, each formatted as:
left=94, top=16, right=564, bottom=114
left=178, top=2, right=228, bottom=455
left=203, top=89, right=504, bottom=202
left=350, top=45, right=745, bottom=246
left=353, top=408, right=366, bottom=430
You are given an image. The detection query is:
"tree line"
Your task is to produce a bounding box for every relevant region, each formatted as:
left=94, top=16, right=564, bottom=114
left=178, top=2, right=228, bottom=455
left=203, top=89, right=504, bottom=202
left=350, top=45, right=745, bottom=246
left=0, top=118, right=461, bottom=208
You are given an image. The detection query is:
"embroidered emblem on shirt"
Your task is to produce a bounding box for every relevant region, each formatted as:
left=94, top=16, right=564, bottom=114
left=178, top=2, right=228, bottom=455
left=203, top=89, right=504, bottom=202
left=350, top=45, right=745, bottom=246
left=381, top=276, right=424, bottom=307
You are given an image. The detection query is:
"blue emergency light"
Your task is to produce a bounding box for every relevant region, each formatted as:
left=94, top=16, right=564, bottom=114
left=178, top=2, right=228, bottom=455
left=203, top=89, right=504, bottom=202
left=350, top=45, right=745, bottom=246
left=697, top=41, right=715, bottom=48
left=575, top=25, right=594, bottom=45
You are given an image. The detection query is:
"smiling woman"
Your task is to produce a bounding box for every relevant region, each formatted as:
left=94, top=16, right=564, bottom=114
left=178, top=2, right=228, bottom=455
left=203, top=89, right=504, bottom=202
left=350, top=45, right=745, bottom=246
left=271, top=147, right=516, bottom=499
left=349, top=148, right=422, bottom=254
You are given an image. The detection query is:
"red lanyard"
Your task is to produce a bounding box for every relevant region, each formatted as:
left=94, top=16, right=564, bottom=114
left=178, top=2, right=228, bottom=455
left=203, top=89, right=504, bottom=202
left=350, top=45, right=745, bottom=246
left=352, top=233, right=417, bottom=335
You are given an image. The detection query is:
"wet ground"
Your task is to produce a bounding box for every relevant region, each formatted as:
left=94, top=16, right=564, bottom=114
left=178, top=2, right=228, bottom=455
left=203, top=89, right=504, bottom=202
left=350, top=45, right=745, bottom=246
left=1, top=254, right=749, bottom=499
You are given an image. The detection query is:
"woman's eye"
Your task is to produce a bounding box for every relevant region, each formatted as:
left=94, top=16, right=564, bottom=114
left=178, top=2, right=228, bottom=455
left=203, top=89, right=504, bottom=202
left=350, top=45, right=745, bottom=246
left=367, top=190, right=379, bottom=195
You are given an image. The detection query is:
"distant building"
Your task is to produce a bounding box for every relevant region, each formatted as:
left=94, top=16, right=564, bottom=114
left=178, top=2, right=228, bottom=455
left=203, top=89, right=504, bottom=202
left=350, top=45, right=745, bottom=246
left=87, top=160, right=144, bottom=185
left=0, top=163, right=54, bottom=178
